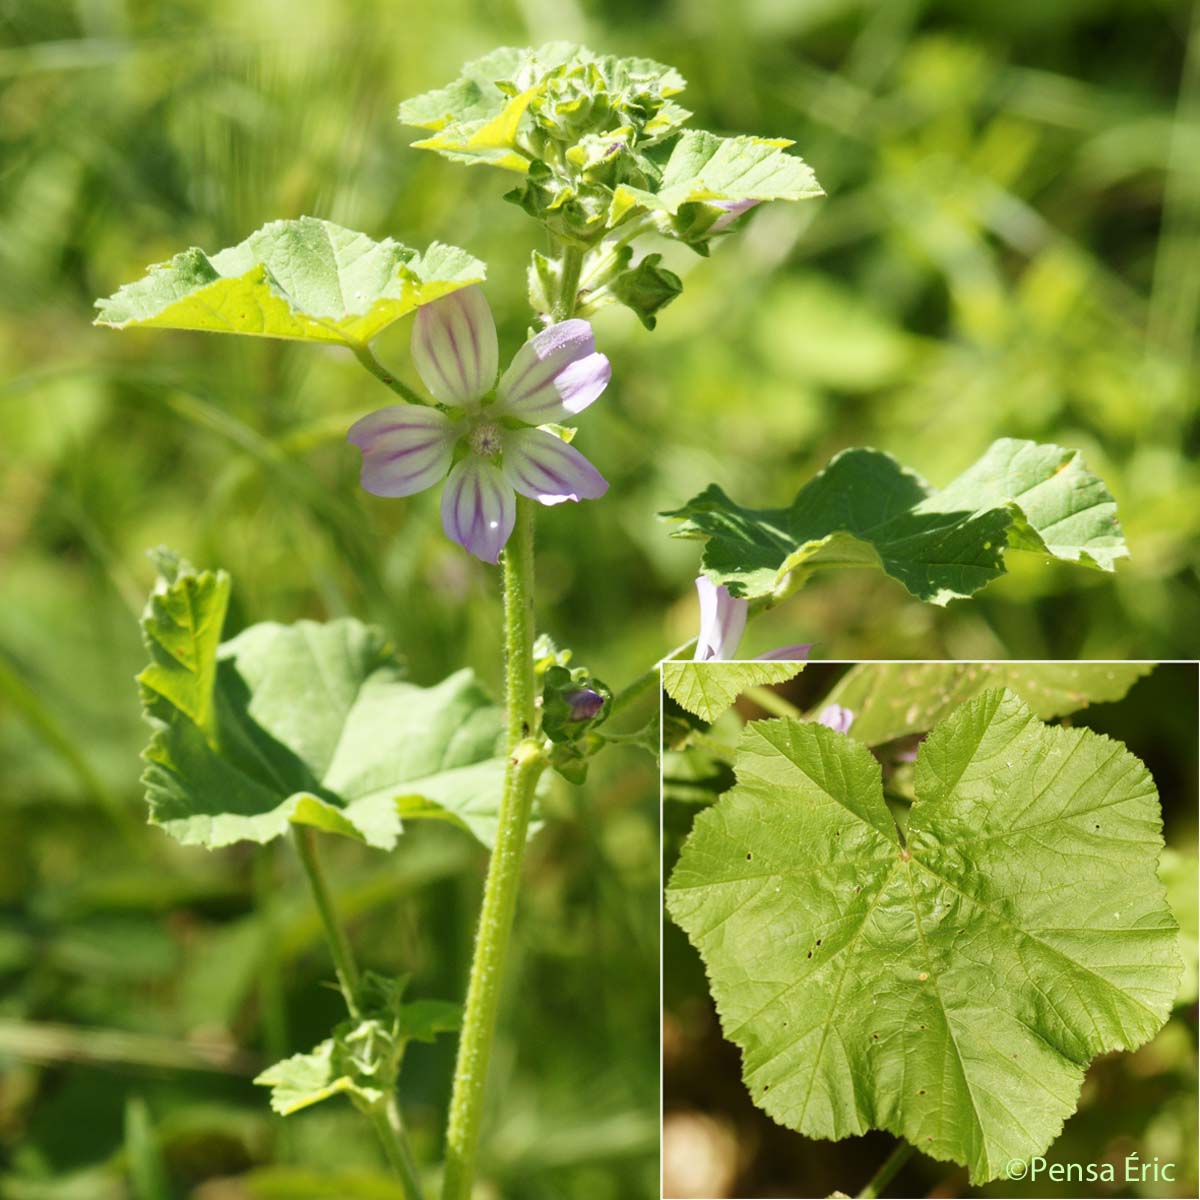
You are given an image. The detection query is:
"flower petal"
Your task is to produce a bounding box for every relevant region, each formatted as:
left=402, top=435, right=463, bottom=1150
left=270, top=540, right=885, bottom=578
left=756, top=644, right=812, bottom=661
left=501, top=428, right=609, bottom=507
left=346, top=406, right=456, bottom=497
left=440, top=457, right=516, bottom=563
left=495, top=319, right=611, bottom=422
left=411, top=287, right=499, bottom=408
left=693, top=576, right=747, bottom=661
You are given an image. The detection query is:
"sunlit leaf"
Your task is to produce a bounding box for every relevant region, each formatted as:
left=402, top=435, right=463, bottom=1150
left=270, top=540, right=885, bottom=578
left=610, top=131, right=823, bottom=227
left=667, top=689, right=1179, bottom=1183
left=256, top=1038, right=360, bottom=1116
left=95, top=218, right=485, bottom=346
left=664, top=439, right=1127, bottom=604
left=824, top=661, right=1152, bottom=745
left=138, top=548, right=230, bottom=744
left=662, top=661, right=803, bottom=723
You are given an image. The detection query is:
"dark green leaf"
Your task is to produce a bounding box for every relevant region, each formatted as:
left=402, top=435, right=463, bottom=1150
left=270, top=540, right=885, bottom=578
left=664, top=439, right=1127, bottom=604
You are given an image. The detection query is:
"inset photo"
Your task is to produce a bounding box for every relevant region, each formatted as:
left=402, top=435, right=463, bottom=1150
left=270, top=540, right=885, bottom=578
left=662, top=662, right=1198, bottom=1199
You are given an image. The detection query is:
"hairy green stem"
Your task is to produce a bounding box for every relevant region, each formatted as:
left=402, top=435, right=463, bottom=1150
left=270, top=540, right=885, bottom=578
left=443, top=499, right=545, bottom=1199
left=292, top=829, right=424, bottom=1199
left=351, top=342, right=429, bottom=406
left=855, top=1140, right=915, bottom=1199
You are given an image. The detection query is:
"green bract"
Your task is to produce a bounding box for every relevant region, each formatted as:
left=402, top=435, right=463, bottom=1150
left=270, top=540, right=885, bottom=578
left=667, top=690, right=1180, bottom=1183
left=665, top=438, right=1127, bottom=604
left=138, top=552, right=511, bottom=850
left=824, top=661, right=1152, bottom=745
left=662, top=662, right=804, bottom=723
left=399, top=43, right=821, bottom=325
left=95, top=217, right=485, bottom=347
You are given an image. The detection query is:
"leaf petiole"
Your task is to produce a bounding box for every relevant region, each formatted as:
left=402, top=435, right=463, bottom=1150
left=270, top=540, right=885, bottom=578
left=292, top=827, right=363, bottom=1017
left=350, top=342, right=430, bottom=407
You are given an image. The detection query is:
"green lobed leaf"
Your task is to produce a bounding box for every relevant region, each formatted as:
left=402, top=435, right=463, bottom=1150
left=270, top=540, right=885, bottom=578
left=138, top=557, right=511, bottom=850
left=667, top=689, right=1180, bottom=1183
left=664, top=438, right=1128, bottom=605
left=256, top=1039, right=358, bottom=1116
left=399, top=46, right=534, bottom=130
left=396, top=998, right=463, bottom=1044
left=138, top=548, right=230, bottom=743
left=824, top=662, right=1152, bottom=745
left=610, top=130, right=823, bottom=230
left=95, top=217, right=485, bottom=346
left=662, top=662, right=804, bottom=723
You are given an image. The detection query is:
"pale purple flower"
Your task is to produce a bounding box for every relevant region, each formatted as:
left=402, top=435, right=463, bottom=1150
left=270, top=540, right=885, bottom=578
left=816, top=704, right=854, bottom=734
left=692, top=577, right=811, bottom=662
left=694, top=576, right=746, bottom=661
left=348, top=287, right=610, bottom=563
left=709, top=199, right=761, bottom=234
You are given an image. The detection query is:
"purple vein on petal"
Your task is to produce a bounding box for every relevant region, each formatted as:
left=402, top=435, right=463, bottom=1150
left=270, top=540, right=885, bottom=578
left=501, top=428, right=608, bottom=506
left=440, top=458, right=515, bottom=563
left=412, top=286, right=498, bottom=407
left=496, top=320, right=609, bottom=421
left=347, top=405, right=456, bottom=498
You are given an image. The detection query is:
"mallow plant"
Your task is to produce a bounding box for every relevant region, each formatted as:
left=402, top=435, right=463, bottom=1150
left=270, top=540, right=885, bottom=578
left=95, top=43, right=1133, bottom=1197
left=663, top=662, right=1186, bottom=1196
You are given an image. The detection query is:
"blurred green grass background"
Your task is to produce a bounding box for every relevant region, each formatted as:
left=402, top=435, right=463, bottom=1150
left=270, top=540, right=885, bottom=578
left=0, top=0, right=1197, bottom=1196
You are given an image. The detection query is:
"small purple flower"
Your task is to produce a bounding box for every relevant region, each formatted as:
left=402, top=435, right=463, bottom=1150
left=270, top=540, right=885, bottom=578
left=692, top=577, right=811, bottom=662
left=565, top=688, right=606, bottom=721
left=816, top=704, right=854, bottom=734
left=708, top=199, right=760, bottom=234
left=348, top=287, right=611, bottom=563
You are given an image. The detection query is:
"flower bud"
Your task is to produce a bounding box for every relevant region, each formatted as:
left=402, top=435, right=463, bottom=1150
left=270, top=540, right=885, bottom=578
left=565, top=688, right=606, bottom=722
